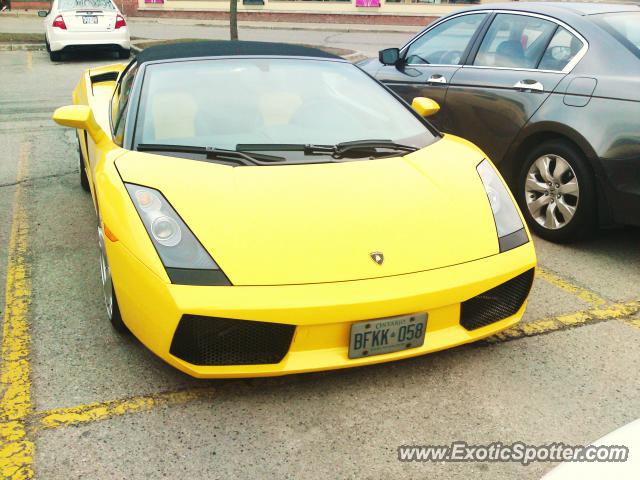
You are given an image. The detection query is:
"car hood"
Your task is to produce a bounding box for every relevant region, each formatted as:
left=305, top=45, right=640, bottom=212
left=116, top=136, right=500, bottom=286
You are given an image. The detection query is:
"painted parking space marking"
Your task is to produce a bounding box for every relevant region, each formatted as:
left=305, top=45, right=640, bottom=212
left=31, top=387, right=215, bottom=432
left=536, top=268, right=608, bottom=307
left=487, top=300, right=639, bottom=343
left=0, top=143, right=34, bottom=480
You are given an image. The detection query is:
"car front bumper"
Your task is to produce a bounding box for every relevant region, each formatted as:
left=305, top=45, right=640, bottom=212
left=48, top=27, right=130, bottom=52
left=107, top=239, right=536, bottom=378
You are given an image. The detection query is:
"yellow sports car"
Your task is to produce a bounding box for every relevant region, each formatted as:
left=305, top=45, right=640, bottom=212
left=53, top=41, right=536, bottom=378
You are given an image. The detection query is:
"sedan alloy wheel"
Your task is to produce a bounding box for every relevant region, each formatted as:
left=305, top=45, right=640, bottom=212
left=525, top=154, right=580, bottom=230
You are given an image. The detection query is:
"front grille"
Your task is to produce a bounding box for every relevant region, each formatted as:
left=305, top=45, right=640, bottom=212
left=170, top=315, right=295, bottom=366
left=460, top=269, right=534, bottom=331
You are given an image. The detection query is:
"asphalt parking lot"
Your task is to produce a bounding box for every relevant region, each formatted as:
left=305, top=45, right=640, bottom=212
left=0, top=50, right=639, bottom=479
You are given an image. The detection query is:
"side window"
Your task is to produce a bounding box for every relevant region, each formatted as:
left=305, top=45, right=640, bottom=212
left=538, top=27, right=583, bottom=71
left=405, top=13, right=487, bottom=65
left=112, top=63, right=138, bottom=145
left=474, top=14, right=557, bottom=69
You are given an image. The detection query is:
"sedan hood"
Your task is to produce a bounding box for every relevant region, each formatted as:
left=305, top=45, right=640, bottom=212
left=116, top=136, right=500, bottom=286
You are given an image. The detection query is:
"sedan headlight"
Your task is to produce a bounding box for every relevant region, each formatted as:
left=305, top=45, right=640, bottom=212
left=476, top=160, right=529, bottom=252
left=125, top=183, right=231, bottom=285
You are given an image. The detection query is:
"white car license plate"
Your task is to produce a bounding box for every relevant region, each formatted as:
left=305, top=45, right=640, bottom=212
left=82, top=16, right=98, bottom=24
left=349, top=312, right=427, bottom=359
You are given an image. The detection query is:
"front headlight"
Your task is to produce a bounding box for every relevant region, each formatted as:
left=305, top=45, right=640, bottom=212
left=476, top=160, right=529, bottom=252
left=125, top=183, right=231, bottom=285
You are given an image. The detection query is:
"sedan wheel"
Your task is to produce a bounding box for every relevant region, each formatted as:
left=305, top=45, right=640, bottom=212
left=525, top=154, right=579, bottom=230
left=517, top=140, right=595, bottom=243
left=98, top=225, right=129, bottom=333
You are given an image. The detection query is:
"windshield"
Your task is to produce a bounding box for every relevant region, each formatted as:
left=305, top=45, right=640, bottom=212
left=135, top=58, right=436, bottom=154
left=59, top=0, right=115, bottom=10
left=595, top=12, right=640, bottom=60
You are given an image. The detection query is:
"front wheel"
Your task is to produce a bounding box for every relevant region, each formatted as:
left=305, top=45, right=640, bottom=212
left=517, top=140, right=596, bottom=243
left=98, top=225, right=129, bottom=333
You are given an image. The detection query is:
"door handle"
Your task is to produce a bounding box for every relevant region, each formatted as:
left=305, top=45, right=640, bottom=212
left=514, top=80, right=544, bottom=92
left=427, top=74, right=447, bottom=84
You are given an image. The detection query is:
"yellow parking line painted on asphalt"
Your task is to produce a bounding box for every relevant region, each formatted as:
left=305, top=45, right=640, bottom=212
left=623, top=317, right=640, bottom=329
left=26, top=52, right=32, bottom=72
left=536, top=268, right=608, bottom=307
left=32, top=387, right=215, bottom=432
left=488, top=300, right=640, bottom=343
left=0, top=144, right=34, bottom=480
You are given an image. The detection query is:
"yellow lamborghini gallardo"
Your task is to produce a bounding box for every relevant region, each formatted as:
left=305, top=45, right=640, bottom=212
left=53, top=41, right=536, bottom=378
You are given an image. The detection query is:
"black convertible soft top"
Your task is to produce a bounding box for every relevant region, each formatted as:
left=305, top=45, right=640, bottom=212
left=134, top=40, right=342, bottom=65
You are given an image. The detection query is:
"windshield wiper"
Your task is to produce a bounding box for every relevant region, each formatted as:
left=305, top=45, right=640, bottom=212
left=137, top=144, right=286, bottom=166
left=332, top=140, right=419, bottom=158
left=237, top=140, right=419, bottom=159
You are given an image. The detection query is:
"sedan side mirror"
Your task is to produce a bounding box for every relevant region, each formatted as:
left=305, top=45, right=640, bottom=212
left=38, top=10, right=49, bottom=17
left=52, top=105, right=106, bottom=143
left=379, top=48, right=401, bottom=66
left=412, top=97, right=440, bottom=118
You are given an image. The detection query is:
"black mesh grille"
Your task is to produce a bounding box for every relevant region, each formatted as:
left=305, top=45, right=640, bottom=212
left=460, top=269, right=534, bottom=331
left=170, top=315, right=295, bottom=366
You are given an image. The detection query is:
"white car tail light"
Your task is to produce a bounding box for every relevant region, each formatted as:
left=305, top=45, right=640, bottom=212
left=52, top=15, right=67, bottom=30
left=115, top=15, right=126, bottom=29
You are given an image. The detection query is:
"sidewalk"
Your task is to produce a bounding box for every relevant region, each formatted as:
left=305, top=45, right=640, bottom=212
left=0, top=9, right=425, bottom=34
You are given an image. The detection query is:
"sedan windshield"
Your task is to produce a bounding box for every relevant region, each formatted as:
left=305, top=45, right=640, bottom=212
left=134, top=58, right=436, bottom=156
left=595, top=12, right=640, bottom=60
left=59, top=0, right=115, bottom=10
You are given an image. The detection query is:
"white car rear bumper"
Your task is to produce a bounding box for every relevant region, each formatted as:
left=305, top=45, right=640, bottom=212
left=48, top=27, right=131, bottom=52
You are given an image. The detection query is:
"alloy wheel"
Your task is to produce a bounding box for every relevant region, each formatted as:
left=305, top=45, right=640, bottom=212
left=98, top=226, right=114, bottom=319
left=525, top=154, right=580, bottom=230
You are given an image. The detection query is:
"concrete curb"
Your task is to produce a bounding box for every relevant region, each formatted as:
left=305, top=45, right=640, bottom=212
left=0, top=43, right=46, bottom=51
left=127, top=17, right=423, bottom=34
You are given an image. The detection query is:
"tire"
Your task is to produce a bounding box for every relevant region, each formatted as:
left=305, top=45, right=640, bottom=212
left=79, top=143, right=90, bottom=192
left=109, top=286, right=129, bottom=334
left=517, top=139, right=596, bottom=243
left=118, top=48, right=131, bottom=60
left=49, top=50, right=61, bottom=62
left=98, top=225, right=130, bottom=334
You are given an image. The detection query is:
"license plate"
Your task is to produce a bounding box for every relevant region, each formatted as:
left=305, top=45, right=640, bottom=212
left=349, top=312, right=427, bottom=359
left=82, top=16, right=98, bottom=24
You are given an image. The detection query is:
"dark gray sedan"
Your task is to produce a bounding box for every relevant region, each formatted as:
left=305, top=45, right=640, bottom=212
left=361, top=2, right=640, bottom=242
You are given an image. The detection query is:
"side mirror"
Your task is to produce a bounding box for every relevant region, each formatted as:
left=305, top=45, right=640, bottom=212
left=38, top=10, right=49, bottom=17
left=52, top=105, right=105, bottom=143
left=379, top=48, right=401, bottom=66
left=411, top=97, right=440, bottom=118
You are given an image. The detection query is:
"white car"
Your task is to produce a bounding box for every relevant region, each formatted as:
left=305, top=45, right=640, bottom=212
left=39, top=0, right=131, bottom=62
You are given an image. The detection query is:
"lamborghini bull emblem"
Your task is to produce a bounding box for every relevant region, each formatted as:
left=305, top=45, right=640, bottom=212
left=370, top=252, right=384, bottom=265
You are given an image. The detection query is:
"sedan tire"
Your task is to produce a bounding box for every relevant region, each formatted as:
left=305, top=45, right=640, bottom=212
left=517, top=140, right=596, bottom=243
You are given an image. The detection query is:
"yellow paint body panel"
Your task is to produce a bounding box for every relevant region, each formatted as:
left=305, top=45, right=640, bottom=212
left=56, top=65, right=537, bottom=378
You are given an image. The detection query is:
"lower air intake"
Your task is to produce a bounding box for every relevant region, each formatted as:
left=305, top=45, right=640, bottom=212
left=460, top=269, right=535, bottom=331
left=170, top=315, right=295, bottom=366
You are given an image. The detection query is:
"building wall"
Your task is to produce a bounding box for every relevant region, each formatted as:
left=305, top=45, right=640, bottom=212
left=7, top=0, right=51, bottom=10
left=125, top=0, right=472, bottom=25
